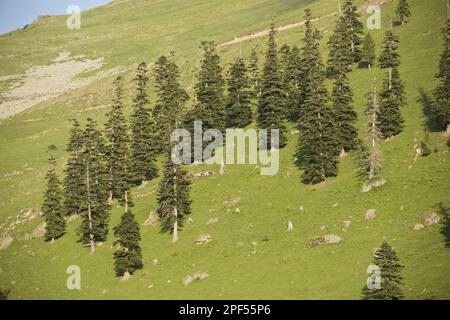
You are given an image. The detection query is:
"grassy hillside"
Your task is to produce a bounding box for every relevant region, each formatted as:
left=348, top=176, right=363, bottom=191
left=0, top=0, right=449, bottom=299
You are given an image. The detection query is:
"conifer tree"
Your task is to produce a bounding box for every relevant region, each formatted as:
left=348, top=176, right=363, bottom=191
left=434, top=16, right=450, bottom=131
left=130, top=62, right=158, bottom=184
left=42, top=145, right=65, bottom=242
left=258, top=24, right=287, bottom=148
left=396, top=0, right=411, bottom=25
left=297, top=24, right=339, bottom=184
left=342, top=0, right=364, bottom=63
left=327, top=16, right=353, bottom=75
left=378, top=31, right=405, bottom=138
left=225, top=57, right=253, bottom=128
left=361, top=32, right=376, bottom=69
left=249, top=47, right=261, bottom=98
left=280, top=45, right=302, bottom=121
left=357, top=80, right=382, bottom=180
left=0, top=289, right=10, bottom=300
left=63, top=119, right=84, bottom=216
left=362, top=241, right=404, bottom=300
left=104, top=76, right=131, bottom=204
left=79, top=118, right=110, bottom=253
left=113, top=190, right=143, bottom=277
left=153, top=53, right=189, bottom=153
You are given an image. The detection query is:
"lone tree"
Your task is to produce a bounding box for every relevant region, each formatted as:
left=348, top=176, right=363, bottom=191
left=130, top=61, right=158, bottom=184
left=105, top=76, right=131, bottom=204
left=153, top=53, right=189, bottom=153
left=248, top=47, right=261, bottom=98
left=258, top=24, right=287, bottom=149
left=357, top=79, right=383, bottom=180
left=434, top=16, right=450, bottom=132
left=113, top=190, right=143, bottom=278
left=297, top=16, right=339, bottom=184
left=361, top=32, right=376, bottom=69
left=342, top=0, right=364, bottom=63
left=363, top=241, right=404, bottom=300
left=63, top=119, right=84, bottom=216
left=79, top=118, right=110, bottom=253
left=378, top=30, right=405, bottom=138
left=42, top=145, right=65, bottom=242
left=225, top=57, right=253, bottom=128
left=396, top=0, right=411, bottom=25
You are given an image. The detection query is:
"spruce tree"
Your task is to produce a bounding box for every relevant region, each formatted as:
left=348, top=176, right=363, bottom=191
left=396, top=0, right=411, bottom=25
left=362, top=241, right=404, bottom=300
left=113, top=190, right=143, bottom=277
left=42, top=145, right=65, bottom=242
left=434, top=16, right=450, bottom=131
left=63, top=119, right=84, bottom=216
left=297, top=25, right=339, bottom=184
left=258, top=24, right=287, bottom=149
left=327, top=16, right=353, bottom=75
left=225, top=57, right=253, bottom=128
left=280, top=45, right=302, bottom=121
left=342, top=0, right=364, bottom=63
left=79, top=118, right=110, bottom=253
left=156, top=152, right=192, bottom=243
left=130, top=62, right=158, bottom=184
left=378, top=30, right=405, bottom=138
left=153, top=53, right=189, bottom=153
left=249, top=47, right=261, bottom=98
left=357, top=80, right=382, bottom=180
left=361, top=32, right=376, bottom=69
left=104, top=76, right=131, bottom=204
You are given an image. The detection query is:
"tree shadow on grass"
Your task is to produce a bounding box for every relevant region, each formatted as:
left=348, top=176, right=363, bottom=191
left=435, top=202, right=450, bottom=249
left=417, top=87, right=441, bottom=132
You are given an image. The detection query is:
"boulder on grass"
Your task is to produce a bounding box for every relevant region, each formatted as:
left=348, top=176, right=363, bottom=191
left=424, top=213, right=440, bottom=226
left=195, top=234, right=211, bottom=245
left=0, top=236, right=13, bottom=251
left=413, top=223, right=424, bottom=230
left=365, top=209, right=376, bottom=220
left=309, top=234, right=342, bottom=247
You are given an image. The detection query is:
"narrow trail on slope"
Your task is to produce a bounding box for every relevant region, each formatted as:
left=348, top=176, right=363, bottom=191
left=217, top=0, right=392, bottom=48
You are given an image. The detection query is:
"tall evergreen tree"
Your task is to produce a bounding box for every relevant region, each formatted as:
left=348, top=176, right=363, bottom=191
left=113, top=190, right=143, bottom=277
left=342, top=0, right=364, bottom=63
left=249, top=47, right=261, bottom=98
left=280, top=45, right=302, bottom=121
left=104, top=76, right=131, bottom=204
left=362, top=241, right=404, bottom=300
left=153, top=53, right=189, bottom=153
left=130, top=62, right=158, bottom=184
left=327, top=16, right=353, bottom=75
left=378, top=30, right=405, bottom=138
left=361, top=32, right=376, bottom=69
left=225, top=57, right=253, bottom=128
left=258, top=24, right=287, bottom=149
left=297, top=23, right=339, bottom=184
left=42, top=145, right=65, bottom=242
left=357, top=80, right=383, bottom=180
left=396, top=0, right=411, bottom=25
left=79, top=118, right=110, bottom=253
left=434, top=16, right=450, bottom=131
left=63, top=119, right=84, bottom=216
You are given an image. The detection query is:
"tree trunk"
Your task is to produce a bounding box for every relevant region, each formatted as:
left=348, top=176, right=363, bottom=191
left=124, top=191, right=128, bottom=213
left=388, top=67, right=392, bottom=89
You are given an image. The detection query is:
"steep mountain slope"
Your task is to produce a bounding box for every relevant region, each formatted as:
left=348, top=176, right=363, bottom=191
left=0, top=0, right=449, bottom=299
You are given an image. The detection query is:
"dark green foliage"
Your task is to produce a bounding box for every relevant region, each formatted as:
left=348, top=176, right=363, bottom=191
left=156, top=153, right=191, bottom=238
left=327, top=17, right=353, bottom=75
left=63, top=119, right=84, bottom=216
left=332, top=72, right=358, bottom=152
left=186, top=41, right=225, bottom=133
left=78, top=118, right=110, bottom=250
left=342, top=0, right=364, bottom=63
left=0, top=288, right=10, bottom=300
left=362, top=241, right=404, bottom=300
left=225, top=57, right=253, bottom=128
left=280, top=45, right=302, bottom=121
left=249, top=47, right=261, bottom=98
left=42, top=145, right=65, bottom=241
left=434, top=17, right=450, bottom=131
left=419, top=132, right=432, bottom=156
left=378, top=31, right=405, bottom=138
left=297, top=21, right=339, bottom=184
left=104, top=76, right=132, bottom=205
left=153, top=53, right=189, bottom=153
left=258, top=24, right=287, bottom=148
left=361, top=32, right=376, bottom=68
left=130, top=62, right=158, bottom=184
left=113, top=191, right=143, bottom=277
left=396, top=0, right=411, bottom=25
